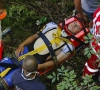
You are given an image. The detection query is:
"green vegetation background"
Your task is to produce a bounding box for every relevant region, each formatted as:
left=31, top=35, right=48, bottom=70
left=2, top=0, right=98, bottom=90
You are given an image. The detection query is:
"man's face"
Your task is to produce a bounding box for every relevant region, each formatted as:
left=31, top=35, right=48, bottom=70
left=68, top=21, right=82, bottom=34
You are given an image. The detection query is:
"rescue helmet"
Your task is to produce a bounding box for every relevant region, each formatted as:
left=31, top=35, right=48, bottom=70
left=59, top=14, right=86, bottom=35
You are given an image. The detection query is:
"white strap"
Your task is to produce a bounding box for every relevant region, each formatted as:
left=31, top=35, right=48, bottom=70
left=85, top=62, right=98, bottom=73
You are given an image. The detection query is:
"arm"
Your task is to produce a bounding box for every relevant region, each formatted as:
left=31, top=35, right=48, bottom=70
left=15, top=34, right=39, bottom=57
left=74, top=0, right=87, bottom=20
left=19, top=34, right=38, bottom=46
left=38, top=51, right=70, bottom=69
left=74, top=0, right=83, bottom=17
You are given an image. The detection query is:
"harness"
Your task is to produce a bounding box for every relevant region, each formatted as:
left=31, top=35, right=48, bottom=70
left=18, top=16, right=90, bottom=64
left=0, top=16, right=90, bottom=88
left=59, top=15, right=90, bottom=48
left=18, top=27, right=74, bottom=65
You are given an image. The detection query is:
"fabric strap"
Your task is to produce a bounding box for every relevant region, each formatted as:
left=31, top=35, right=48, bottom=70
left=38, top=31, right=58, bottom=66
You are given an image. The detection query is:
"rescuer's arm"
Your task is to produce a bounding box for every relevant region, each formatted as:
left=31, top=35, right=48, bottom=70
left=38, top=51, right=70, bottom=69
left=15, top=34, right=39, bottom=57
left=74, top=0, right=87, bottom=21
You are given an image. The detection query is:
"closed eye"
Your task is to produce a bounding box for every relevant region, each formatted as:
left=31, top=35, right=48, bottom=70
left=75, top=21, right=81, bottom=30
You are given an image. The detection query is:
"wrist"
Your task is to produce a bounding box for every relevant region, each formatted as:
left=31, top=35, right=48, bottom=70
left=19, top=43, right=24, bottom=47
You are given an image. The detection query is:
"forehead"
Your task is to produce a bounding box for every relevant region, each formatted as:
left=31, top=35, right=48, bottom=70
left=74, top=20, right=83, bottom=28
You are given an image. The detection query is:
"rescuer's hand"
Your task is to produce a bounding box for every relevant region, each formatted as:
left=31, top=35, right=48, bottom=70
left=80, top=13, right=88, bottom=21
left=15, top=44, right=24, bottom=58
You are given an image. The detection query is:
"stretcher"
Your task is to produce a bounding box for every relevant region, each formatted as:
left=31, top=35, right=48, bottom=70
left=0, top=15, right=90, bottom=90
left=10, top=26, right=90, bottom=90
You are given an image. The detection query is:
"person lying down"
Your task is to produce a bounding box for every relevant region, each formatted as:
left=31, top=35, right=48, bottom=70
left=0, top=15, right=90, bottom=90
left=15, top=15, right=89, bottom=69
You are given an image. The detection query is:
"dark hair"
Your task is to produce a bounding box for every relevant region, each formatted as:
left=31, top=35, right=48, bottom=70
left=23, top=55, right=38, bottom=72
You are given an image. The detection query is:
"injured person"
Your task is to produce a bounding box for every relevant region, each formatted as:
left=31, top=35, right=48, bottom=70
left=15, top=15, right=89, bottom=69
left=0, top=15, right=90, bottom=90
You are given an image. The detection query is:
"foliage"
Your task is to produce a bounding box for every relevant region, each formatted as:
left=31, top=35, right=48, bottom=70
left=47, top=66, right=100, bottom=90
left=1, top=0, right=89, bottom=90
left=2, top=0, right=100, bottom=90
left=46, top=31, right=100, bottom=89
left=84, top=32, right=100, bottom=68
left=2, top=0, right=74, bottom=56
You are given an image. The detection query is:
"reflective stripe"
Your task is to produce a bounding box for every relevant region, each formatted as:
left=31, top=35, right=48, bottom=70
left=85, top=62, right=98, bottom=73
left=93, top=11, right=100, bottom=37
left=93, top=11, right=100, bottom=23
left=90, top=42, right=100, bottom=59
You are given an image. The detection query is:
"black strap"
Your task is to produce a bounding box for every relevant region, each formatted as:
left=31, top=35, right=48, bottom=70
left=10, top=56, right=22, bottom=68
left=66, top=42, right=73, bottom=54
left=74, top=15, right=87, bottom=35
left=0, top=57, right=21, bottom=68
left=67, top=35, right=85, bottom=45
left=37, top=31, right=58, bottom=66
left=0, top=63, right=18, bottom=68
left=62, top=20, right=65, bottom=29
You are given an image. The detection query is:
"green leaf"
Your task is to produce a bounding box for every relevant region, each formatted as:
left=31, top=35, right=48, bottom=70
left=19, top=5, right=25, bottom=12
left=90, top=50, right=95, bottom=54
left=82, top=76, right=87, bottom=80
left=98, top=63, right=100, bottom=68
left=65, top=72, right=69, bottom=77
left=64, top=77, right=69, bottom=82
left=87, top=52, right=92, bottom=58
left=61, top=65, right=65, bottom=71
left=87, top=33, right=94, bottom=39
left=57, top=76, right=59, bottom=81
left=84, top=50, right=89, bottom=55
left=29, top=10, right=35, bottom=16
left=52, top=77, right=56, bottom=83
left=84, top=47, right=89, bottom=51
left=69, top=78, right=74, bottom=81
left=57, top=69, right=62, bottom=72
left=57, top=73, right=62, bottom=75
left=65, top=85, right=68, bottom=89
left=52, top=72, right=56, bottom=76
left=47, top=75, right=53, bottom=79
left=84, top=40, right=89, bottom=43
left=69, top=70, right=74, bottom=76
left=95, top=59, right=100, bottom=62
left=9, top=11, right=12, bottom=17
left=69, top=87, right=74, bottom=90
left=84, top=36, right=88, bottom=39
left=71, top=75, right=76, bottom=78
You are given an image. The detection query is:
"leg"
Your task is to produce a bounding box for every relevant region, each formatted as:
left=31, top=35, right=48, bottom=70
left=83, top=54, right=99, bottom=76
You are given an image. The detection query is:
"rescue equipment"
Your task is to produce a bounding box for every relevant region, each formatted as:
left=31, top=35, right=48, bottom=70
left=59, top=15, right=90, bottom=47
left=0, top=15, right=90, bottom=90
left=18, top=27, right=74, bottom=61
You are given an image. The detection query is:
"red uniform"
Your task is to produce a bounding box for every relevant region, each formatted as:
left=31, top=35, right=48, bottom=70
left=83, top=7, right=100, bottom=76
